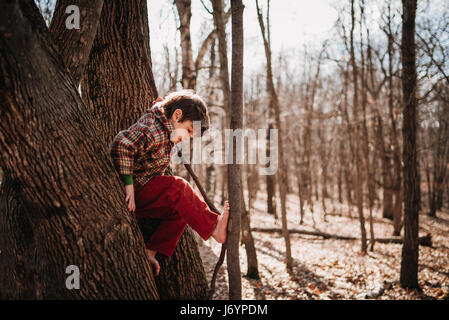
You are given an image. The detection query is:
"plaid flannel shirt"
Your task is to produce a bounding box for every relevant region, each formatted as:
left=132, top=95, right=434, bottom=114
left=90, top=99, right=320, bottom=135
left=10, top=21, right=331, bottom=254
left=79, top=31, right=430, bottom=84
left=110, top=104, right=174, bottom=189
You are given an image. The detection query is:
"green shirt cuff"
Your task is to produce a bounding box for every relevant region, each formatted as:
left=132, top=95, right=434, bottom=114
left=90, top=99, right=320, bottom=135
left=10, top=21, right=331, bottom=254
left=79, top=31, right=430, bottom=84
left=121, top=174, right=134, bottom=186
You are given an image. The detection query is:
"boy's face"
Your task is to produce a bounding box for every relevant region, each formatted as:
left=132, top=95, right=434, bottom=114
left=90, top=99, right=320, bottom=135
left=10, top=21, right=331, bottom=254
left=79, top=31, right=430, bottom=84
left=169, top=109, right=193, bottom=144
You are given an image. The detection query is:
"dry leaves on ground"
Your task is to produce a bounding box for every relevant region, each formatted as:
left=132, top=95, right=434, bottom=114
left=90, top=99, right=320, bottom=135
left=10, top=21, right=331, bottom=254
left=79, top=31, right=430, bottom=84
left=198, top=193, right=449, bottom=300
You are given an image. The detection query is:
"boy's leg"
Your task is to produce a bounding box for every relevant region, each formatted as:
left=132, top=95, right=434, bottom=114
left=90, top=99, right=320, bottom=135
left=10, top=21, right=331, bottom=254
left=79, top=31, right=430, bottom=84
left=135, top=175, right=219, bottom=257
left=144, top=213, right=187, bottom=257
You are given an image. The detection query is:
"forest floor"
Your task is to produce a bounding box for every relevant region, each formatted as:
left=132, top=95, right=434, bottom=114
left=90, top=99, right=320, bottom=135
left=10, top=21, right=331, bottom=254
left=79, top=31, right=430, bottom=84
left=198, top=192, right=449, bottom=300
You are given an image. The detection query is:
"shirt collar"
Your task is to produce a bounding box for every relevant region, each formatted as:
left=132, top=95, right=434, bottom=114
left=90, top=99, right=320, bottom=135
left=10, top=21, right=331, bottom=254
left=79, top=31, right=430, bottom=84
left=150, top=103, right=174, bottom=135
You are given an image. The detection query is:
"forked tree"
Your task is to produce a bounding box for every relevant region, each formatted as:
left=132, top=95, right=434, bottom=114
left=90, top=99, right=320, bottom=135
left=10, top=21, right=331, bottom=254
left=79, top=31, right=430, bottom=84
left=81, top=0, right=210, bottom=299
left=0, top=0, right=159, bottom=299
left=0, top=0, right=105, bottom=299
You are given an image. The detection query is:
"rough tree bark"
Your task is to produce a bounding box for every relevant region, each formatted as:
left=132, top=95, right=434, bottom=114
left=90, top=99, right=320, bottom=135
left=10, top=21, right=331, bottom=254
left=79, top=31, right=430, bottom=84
left=0, top=176, right=40, bottom=299
left=81, top=0, right=209, bottom=299
left=0, top=0, right=104, bottom=299
left=400, top=0, right=420, bottom=289
left=0, top=0, right=158, bottom=299
left=50, top=0, right=104, bottom=85
left=82, top=0, right=158, bottom=143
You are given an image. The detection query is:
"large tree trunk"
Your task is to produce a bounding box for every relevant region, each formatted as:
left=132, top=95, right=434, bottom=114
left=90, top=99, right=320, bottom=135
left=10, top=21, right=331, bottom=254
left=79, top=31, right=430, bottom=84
left=50, top=0, right=104, bottom=85
left=0, top=0, right=158, bottom=299
left=81, top=0, right=209, bottom=299
left=137, top=213, right=209, bottom=299
left=0, top=176, right=41, bottom=299
left=0, top=0, right=105, bottom=299
left=82, top=0, right=157, bottom=142
left=400, top=0, right=419, bottom=289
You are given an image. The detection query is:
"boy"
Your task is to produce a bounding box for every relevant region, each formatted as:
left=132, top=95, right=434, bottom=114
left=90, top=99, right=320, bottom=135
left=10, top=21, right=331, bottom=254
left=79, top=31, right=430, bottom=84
left=110, top=90, right=229, bottom=276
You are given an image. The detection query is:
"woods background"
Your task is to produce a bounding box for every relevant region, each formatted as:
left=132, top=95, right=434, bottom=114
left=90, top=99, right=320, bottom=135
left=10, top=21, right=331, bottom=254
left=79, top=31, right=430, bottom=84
left=0, top=0, right=448, bottom=300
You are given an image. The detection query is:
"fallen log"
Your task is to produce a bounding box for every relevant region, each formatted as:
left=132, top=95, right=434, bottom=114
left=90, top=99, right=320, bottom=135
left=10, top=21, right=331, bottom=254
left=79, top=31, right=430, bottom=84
left=251, top=228, right=432, bottom=247
left=251, top=227, right=354, bottom=240
left=375, top=233, right=432, bottom=247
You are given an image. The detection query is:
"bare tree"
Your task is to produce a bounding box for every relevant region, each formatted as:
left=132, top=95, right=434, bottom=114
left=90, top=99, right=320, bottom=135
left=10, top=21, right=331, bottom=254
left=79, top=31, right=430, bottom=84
left=225, top=0, right=245, bottom=300
left=359, top=0, right=376, bottom=250
left=256, top=0, right=293, bottom=272
left=381, top=0, right=404, bottom=234
left=349, top=0, right=368, bottom=254
left=425, top=85, right=449, bottom=217
left=400, top=0, right=419, bottom=289
left=174, top=0, right=196, bottom=90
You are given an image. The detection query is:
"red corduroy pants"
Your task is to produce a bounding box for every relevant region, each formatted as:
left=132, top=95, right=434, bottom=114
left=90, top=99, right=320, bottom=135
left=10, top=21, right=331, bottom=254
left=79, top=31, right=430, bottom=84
left=134, top=175, right=219, bottom=258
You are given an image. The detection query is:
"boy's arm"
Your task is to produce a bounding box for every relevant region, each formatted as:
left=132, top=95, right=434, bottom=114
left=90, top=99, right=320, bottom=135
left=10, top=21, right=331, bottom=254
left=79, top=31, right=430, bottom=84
left=110, top=128, right=155, bottom=185
left=121, top=174, right=134, bottom=186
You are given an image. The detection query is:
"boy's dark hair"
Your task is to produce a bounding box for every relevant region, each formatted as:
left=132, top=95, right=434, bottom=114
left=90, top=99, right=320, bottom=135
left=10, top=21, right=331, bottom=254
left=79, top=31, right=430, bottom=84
left=162, top=90, right=210, bottom=135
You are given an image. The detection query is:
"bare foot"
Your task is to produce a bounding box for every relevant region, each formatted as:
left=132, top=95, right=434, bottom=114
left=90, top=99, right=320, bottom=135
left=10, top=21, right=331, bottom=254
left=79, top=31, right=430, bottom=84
left=146, top=249, right=160, bottom=276
left=212, top=201, right=229, bottom=244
